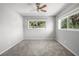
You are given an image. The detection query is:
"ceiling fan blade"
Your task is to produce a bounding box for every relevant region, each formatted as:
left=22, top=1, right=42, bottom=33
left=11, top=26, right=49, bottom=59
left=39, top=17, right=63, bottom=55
left=39, top=5, right=47, bottom=9
left=40, top=9, right=47, bottom=12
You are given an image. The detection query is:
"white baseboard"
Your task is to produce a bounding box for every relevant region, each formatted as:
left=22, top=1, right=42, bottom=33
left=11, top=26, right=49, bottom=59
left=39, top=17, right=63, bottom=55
left=57, top=40, right=78, bottom=56
left=0, top=39, right=23, bottom=55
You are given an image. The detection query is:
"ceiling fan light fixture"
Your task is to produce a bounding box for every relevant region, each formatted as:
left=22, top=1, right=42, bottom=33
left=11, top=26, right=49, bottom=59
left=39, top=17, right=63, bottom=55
left=36, top=3, right=40, bottom=6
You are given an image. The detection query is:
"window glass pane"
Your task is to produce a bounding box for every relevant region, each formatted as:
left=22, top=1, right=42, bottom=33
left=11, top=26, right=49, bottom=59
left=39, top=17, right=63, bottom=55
left=61, top=18, right=67, bottom=28
left=29, top=21, right=46, bottom=28
left=68, top=13, right=79, bottom=29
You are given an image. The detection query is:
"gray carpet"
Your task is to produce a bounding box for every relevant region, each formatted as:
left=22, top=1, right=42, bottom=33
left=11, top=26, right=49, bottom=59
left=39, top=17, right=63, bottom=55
left=1, top=40, right=74, bottom=56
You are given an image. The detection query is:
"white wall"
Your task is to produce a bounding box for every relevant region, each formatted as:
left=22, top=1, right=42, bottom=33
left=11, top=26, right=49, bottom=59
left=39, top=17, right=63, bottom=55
left=23, top=16, right=56, bottom=40
left=0, top=4, right=23, bottom=54
left=56, top=4, right=79, bottom=55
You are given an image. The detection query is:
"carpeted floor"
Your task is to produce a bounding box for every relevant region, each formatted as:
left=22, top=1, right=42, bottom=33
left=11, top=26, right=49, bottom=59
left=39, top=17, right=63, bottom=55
left=1, top=40, right=74, bottom=56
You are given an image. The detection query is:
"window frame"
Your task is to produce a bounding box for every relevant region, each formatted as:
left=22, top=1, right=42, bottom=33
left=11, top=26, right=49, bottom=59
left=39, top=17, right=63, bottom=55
left=58, top=10, right=79, bottom=31
left=28, top=20, right=46, bottom=29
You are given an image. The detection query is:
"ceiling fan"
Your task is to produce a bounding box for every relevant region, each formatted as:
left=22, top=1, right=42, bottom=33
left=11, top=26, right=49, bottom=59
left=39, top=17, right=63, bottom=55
left=36, top=3, right=47, bottom=12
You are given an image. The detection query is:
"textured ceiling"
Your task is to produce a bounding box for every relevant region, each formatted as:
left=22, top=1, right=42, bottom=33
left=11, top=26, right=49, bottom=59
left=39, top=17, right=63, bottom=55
left=3, top=3, right=67, bottom=16
left=18, top=3, right=67, bottom=16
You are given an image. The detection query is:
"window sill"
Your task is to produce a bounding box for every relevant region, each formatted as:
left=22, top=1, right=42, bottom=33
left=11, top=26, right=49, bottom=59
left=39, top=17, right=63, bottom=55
left=59, top=29, right=79, bottom=31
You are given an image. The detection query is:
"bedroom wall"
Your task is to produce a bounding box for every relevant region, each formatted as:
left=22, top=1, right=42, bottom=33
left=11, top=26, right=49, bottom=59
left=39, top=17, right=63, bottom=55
left=0, top=4, right=23, bottom=54
left=23, top=16, right=56, bottom=40
left=56, top=3, right=79, bottom=55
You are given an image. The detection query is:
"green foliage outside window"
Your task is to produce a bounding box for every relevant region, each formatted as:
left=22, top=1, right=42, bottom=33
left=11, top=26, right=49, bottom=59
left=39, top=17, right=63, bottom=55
left=61, top=18, right=67, bottom=28
left=29, top=21, right=46, bottom=28
left=61, top=13, right=79, bottom=29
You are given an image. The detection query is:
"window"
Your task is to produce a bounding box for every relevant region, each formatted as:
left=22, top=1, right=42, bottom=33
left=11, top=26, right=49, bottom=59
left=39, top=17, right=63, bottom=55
left=28, top=20, right=46, bottom=29
left=61, top=18, right=67, bottom=28
left=59, top=12, right=79, bottom=30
